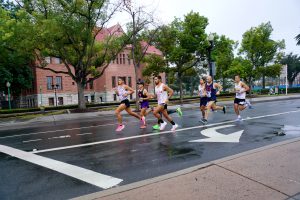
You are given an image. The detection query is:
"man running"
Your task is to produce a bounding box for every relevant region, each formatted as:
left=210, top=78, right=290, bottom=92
left=201, top=76, right=226, bottom=124
left=151, top=75, right=178, bottom=131
left=234, top=75, right=250, bottom=121
left=114, top=78, right=145, bottom=132
left=198, top=77, right=208, bottom=122
left=137, top=81, right=151, bottom=128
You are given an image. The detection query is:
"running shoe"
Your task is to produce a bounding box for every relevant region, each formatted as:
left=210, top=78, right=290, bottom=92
left=140, top=125, right=147, bottom=129
left=200, top=118, right=208, bottom=124
left=171, top=124, right=178, bottom=131
left=116, top=124, right=125, bottom=132
left=223, top=106, right=226, bottom=114
left=152, top=124, right=160, bottom=130
left=141, top=116, right=146, bottom=125
left=160, top=121, right=167, bottom=131
left=176, top=107, right=183, bottom=117
left=234, top=117, right=242, bottom=122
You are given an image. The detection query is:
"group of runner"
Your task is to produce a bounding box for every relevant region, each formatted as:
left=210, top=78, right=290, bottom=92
left=114, top=74, right=251, bottom=132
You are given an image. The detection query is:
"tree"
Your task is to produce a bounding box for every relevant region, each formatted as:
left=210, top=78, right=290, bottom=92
left=213, top=34, right=236, bottom=91
left=155, top=11, right=209, bottom=103
left=0, top=5, right=34, bottom=97
left=239, top=22, right=285, bottom=89
left=142, top=54, right=167, bottom=92
left=281, top=53, right=300, bottom=87
left=13, top=0, right=129, bottom=109
left=123, top=0, right=159, bottom=109
left=296, top=33, right=300, bottom=46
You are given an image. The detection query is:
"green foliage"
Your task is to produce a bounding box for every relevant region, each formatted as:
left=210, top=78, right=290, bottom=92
left=154, top=11, right=209, bottom=101
left=213, top=34, right=236, bottom=80
left=0, top=6, right=34, bottom=95
left=281, top=53, right=300, bottom=86
left=9, top=0, right=127, bottom=109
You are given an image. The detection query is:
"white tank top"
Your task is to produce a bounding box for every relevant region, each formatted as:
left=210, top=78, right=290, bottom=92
left=235, top=82, right=246, bottom=99
left=155, top=83, right=168, bottom=104
left=198, top=84, right=206, bottom=97
left=117, top=85, right=128, bottom=101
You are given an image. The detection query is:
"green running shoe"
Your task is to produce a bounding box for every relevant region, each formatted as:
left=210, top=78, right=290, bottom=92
left=152, top=124, right=160, bottom=130
left=176, top=107, right=183, bottom=117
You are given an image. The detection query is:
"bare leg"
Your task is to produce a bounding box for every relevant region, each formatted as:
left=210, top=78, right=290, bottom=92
left=125, top=107, right=141, bottom=120
left=115, top=104, right=126, bottom=124
left=162, top=109, right=173, bottom=123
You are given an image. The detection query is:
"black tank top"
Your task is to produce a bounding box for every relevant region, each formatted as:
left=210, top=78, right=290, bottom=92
left=138, top=89, right=147, bottom=98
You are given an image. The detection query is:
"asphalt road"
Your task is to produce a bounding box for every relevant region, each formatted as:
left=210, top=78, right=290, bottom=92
left=1, top=99, right=300, bottom=200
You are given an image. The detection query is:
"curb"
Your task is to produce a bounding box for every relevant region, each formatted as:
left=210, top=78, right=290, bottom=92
left=72, top=137, right=300, bottom=200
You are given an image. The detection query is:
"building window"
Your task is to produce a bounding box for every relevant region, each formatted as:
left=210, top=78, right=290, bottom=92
left=58, top=97, right=64, bottom=105
left=116, top=54, right=119, bottom=64
left=47, top=76, right=53, bottom=90
left=85, top=96, right=89, bottom=103
left=112, top=76, right=116, bottom=88
left=127, top=54, right=131, bottom=65
left=53, top=57, right=61, bottom=64
left=122, top=54, right=125, bottom=64
left=56, top=76, right=62, bottom=90
left=45, top=57, right=51, bottom=64
left=113, top=94, right=117, bottom=101
left=128, top=76, right=132, bottom=87
left=91, top=95, right=95, bottom=103
left=130, top=94, right=133, bottom=100
left=49, top=98, right=54, bottom=106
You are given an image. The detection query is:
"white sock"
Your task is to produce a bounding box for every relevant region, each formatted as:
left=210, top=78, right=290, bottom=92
left=238, top=115, right=241, bottom=118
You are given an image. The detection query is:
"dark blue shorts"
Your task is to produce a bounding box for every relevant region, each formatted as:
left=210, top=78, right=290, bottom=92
left=140, top=101, right=149, bottom=109
left=200, top=97, right=208, bottom=107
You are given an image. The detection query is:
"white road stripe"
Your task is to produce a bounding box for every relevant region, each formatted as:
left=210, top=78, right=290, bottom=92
left=32, top=110, right=300, bottom=154
left=0, top=145, right=122, bottom=189
left=22, top=139, right=43, bottom=143
left=77, top=133, right=93, bottom=136
left=0, top=113, right=191, bottom=140
left=48, top=135, right=71, bottom=140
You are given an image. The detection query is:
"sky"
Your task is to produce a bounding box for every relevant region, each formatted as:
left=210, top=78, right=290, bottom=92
left=110, top=0, right=300, bottom=55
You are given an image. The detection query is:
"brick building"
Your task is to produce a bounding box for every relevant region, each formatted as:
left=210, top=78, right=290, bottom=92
left=20, top=24, right=164, bottom=108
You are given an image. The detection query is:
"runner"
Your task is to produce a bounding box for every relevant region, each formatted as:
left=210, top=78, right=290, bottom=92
left=137, top=81, right=151, bottom=128
left=151, top=75, right=178, bottom=131
left=198, top=77, right=208, bottom=122
left=114, top=78, right=145, bottom=132
left=201, top=76, right=226, bottom=124
left=233, top=75, right=250, bottom=121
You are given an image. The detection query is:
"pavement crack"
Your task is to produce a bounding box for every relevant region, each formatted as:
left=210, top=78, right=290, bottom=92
left=215, top=164, right=292, bottom=198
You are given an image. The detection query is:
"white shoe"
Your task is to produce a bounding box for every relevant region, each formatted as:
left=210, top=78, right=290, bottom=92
left=171, top=124, right=178, bottom=131
left=160, top=121, right=167, bottom=131
left=234, top=117, right=242, bottom=122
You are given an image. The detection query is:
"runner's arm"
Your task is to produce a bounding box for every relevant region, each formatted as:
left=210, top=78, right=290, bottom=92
left=124, top=85, right=135, bottom=95
left=241, top=82, right=250, bottom=92
left=214, top=83, right=223, bottom=95
left=164, top=85, right=174, bottom=99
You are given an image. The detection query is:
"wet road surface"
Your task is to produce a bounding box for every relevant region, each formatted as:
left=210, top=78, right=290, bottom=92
left=1, top=99, right=300, bottom=200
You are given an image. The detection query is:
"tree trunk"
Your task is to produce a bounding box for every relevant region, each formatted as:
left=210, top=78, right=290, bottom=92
left=248, top=77, right=253, bottom=97
left=179, top=74, right=183, bottom=104
left=222, top=77, right=226, bottom=92
left=262, top=74, right=266, bottom=89
left=77, top=82, right=86, bottom=109
left=134, top=65, right=140, bottom=111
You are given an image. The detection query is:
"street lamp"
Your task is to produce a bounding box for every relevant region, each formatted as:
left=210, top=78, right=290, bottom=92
left=52, top=84, right=59, bottom=106
left=207, top=33, right=214, bottom=78
left=6, top=81, right=11, bottom=110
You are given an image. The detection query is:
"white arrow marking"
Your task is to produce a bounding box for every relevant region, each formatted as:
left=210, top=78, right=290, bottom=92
left=0, top=145, right=123, bottom=189
left=189, top=124, right=243, bottom=143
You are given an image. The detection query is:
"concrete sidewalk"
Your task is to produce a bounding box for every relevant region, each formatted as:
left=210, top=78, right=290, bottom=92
left=1, top=94, right=300, bottom=128
left=74, top=138, right=300, bottom=200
